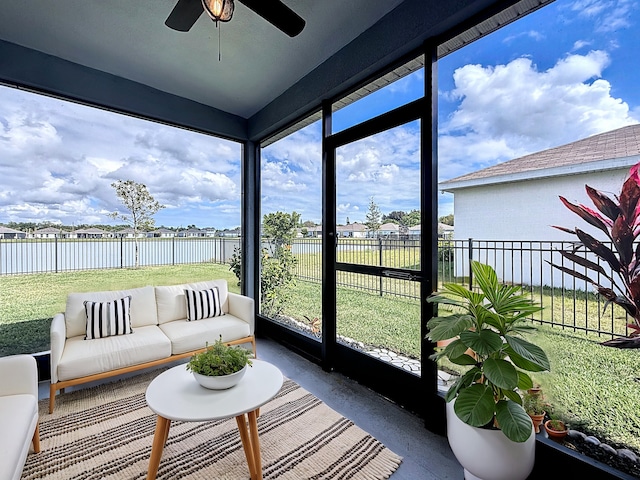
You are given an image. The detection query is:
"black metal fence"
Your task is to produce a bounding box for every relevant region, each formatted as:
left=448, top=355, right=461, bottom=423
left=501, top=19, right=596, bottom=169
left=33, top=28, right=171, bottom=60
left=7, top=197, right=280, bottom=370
left=292, top=237, right=631, bottom=340
left=1, top=235, right=630, bottom=339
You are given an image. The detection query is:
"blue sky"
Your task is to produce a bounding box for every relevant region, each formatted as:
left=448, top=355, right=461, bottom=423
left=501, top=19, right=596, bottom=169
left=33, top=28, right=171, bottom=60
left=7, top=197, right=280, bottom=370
left=1, top=0, right=638, bottom=229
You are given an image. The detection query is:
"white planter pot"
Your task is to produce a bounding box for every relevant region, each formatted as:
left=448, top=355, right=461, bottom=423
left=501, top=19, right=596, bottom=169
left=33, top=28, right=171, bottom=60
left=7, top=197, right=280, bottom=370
left=192, top=364, right=248, bottom=390
left=446, top=400, right=535, bottom=480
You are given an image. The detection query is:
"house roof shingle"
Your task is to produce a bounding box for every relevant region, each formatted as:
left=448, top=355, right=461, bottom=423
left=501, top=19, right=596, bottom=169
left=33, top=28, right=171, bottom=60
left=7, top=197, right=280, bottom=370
left=441, top=124, right=640, bottom=187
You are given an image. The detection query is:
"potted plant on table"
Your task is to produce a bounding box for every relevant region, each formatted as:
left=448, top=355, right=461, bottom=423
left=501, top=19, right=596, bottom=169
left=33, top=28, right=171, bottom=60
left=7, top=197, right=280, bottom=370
left=186, top=337, right=253, bottom=390
left=427, top=261, right=551, bottom=480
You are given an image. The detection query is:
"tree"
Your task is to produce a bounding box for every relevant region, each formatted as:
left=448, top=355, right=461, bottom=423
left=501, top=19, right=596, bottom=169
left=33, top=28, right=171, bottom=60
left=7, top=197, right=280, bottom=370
left=439, top=214, right=454, bottom=226
left=262, top=211, right=301, bottom=251
left=230, top=211, right=299, bottom=318
left=403, top=209, right=421, bottom=227
left=110, top=179, right=164, bottom=268
left=382, top=210, right=405, bottom=224
left=364, top=197, right=381, bottom=237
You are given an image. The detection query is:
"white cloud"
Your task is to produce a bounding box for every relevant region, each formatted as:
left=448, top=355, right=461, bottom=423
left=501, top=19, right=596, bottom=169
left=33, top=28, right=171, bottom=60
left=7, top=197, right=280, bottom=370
left=567, top=0, right=635, bottom=32
left=0, top=85, right=242, bottom=228
left=503, top=30, right=545, bottom=44
left=439, top=50, right=637, bottom=181
left=572, top=40, right=591, bottom=51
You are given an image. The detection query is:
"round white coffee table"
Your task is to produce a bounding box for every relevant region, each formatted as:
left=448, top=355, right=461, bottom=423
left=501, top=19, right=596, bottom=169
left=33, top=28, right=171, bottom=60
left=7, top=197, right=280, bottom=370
left=145, top=359, right=283, bottom=480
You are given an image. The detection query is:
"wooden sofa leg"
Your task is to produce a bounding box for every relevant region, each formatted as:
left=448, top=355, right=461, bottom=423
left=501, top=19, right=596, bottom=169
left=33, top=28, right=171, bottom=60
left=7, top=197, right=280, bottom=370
left=32, top=423, right=40, bottom=453
left=49, top=384, right=56, bottom=414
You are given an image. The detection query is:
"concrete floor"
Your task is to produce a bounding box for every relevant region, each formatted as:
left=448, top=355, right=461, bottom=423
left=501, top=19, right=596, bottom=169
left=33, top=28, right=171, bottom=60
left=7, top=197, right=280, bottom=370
left=40, top=336, right=464, bottom=479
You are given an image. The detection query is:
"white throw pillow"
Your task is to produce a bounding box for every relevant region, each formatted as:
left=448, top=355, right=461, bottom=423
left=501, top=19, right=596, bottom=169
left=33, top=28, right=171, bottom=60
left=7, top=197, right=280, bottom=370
left=84, top=295, right=133, bottom=339
left=184, top=287, right=224, bottom=321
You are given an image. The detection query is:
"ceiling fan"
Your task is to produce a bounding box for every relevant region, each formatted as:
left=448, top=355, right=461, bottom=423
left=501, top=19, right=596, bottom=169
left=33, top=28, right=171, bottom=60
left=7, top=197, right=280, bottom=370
left=165, top=0, right=306, bottom=37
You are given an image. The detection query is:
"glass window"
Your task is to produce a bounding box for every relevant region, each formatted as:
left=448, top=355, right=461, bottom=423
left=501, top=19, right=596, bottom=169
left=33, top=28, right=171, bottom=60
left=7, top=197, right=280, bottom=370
left=0, top=84, right=241, bottom=356
left=260, top=120, right=322, bottom=340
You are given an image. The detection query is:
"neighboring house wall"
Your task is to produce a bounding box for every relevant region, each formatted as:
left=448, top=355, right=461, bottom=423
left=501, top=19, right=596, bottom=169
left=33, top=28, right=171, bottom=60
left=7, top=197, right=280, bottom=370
left=444, top=166, right=633, bottom=289
left=441, top=122, right=640, bottom=290
left=450, top=168, right=630, bottom=243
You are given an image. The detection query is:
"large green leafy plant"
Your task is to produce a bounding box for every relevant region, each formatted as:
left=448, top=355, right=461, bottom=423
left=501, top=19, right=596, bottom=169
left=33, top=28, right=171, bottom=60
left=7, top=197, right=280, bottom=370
left=427, top=261, right=550, bottom=443
left=550, top=162, right=640, bottom=347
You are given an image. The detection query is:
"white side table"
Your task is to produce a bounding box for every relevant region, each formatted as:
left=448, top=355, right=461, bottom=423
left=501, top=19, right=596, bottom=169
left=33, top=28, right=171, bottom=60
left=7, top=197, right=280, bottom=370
left=145, top=359, right=283, bottom=480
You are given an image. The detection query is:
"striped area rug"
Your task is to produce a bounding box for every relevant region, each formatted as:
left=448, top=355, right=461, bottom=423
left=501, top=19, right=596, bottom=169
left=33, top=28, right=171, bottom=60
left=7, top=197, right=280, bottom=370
left=22, top=369, right=402, bottom=479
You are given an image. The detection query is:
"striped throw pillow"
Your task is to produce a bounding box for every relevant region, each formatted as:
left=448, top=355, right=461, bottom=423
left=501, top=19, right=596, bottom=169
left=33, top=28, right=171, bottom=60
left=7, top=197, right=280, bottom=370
left=184, top=287, right=224, bottom=321
left=84, top=296, right=133, bottom=340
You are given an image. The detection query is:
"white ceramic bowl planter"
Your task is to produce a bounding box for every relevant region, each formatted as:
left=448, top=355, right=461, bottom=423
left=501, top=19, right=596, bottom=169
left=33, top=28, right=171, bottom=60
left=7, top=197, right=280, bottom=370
left=446, top=400, right=535, bottom=480
left=193, top=364, right=248, bottom=390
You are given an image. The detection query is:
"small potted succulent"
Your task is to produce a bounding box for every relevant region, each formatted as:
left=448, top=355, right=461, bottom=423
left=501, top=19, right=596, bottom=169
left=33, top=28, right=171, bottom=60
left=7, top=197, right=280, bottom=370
left=522, top=389, right=548, bottom=434
left=186, top=337, right=253, bottom=390
left=544, top=418, right=569, bottom=440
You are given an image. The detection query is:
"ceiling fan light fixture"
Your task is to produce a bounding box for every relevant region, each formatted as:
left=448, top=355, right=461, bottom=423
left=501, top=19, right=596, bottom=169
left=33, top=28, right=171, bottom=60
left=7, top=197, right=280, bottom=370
left=202, top=0, right=234, bottom=23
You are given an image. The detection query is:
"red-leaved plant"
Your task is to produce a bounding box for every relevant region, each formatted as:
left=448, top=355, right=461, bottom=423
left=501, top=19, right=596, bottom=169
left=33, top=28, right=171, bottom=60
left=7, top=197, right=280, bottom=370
left=549, top=162, right=640, bottom=347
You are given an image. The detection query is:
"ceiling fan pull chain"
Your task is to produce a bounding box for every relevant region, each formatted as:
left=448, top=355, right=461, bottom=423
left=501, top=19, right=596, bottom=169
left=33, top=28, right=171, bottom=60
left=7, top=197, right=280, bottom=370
left=218, top=23, right=221, bottom=61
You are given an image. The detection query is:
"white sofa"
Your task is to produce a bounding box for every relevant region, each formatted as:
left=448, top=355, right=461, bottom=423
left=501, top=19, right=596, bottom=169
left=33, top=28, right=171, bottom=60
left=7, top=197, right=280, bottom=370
left=0, top=354, right=40, bottom=480
left=49, top=279, right=255, bottom=413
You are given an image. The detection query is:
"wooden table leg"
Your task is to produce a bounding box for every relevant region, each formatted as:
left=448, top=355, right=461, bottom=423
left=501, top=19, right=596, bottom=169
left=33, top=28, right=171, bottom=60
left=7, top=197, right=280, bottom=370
left=236, top=414, right=258, bottom=480
left=147, top=416, right=171, bottom=480
left=247, top=409, right=263, bottom=480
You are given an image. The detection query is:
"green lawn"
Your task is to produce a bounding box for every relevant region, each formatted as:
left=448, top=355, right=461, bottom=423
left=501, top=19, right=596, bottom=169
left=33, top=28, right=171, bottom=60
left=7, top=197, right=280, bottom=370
left=2, top=263, right=640, bottom=454
left=280, top=279, right=640, bottom=453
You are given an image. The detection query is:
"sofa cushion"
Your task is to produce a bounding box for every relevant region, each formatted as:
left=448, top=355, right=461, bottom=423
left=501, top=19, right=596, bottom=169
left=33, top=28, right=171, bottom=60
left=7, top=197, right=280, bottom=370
left=184, top=287, right=224, bottom=321
left=158, top=314, right=251, bottom=355
left=84, top=296, right=132, bottom=339
left=57, top=325, right=171, bottom=382
left=0, top=394, right=38, bottom=480
left=65, top=286, right=158, bottom=338
left=155, top=280, right=229, bottom=325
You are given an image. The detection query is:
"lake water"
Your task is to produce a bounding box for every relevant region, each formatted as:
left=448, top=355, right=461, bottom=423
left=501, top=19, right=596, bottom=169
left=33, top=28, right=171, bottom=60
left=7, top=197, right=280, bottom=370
left=0, top=237, right=241, bottom=275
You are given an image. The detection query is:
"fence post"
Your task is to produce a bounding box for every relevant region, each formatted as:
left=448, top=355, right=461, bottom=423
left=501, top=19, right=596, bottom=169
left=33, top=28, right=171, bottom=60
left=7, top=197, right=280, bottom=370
left=55, top=236, right=58, bottom=273
left=379, top=238, right=383, bottom=296
left=172, top=237, right=175, bottom=266
left=468, top=238, right=473, bottom=290
left=120, top=237, right=124, bottom=268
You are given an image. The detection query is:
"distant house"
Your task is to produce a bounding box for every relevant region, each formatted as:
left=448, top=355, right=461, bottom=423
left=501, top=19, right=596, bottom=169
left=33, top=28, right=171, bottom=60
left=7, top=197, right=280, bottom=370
left=306, top=225, right=323, bottom=238
left=203, top=228, right=217, bottom=237
left=149, top=228, right=175, bottom=238
left=0, top=226, right=27, bottom=239
left=178, top=228, right=206, bottom=238
left=115, top=227, right=146, bottom=238
left=439, top=124, right=640, bottom=287
left=377, top=222, right=400, bottom=238
left=32, top=227, right=67, bottom=239
left=219, top=228, right=241, bottom=237
left=299, top=225, right=322, bottom=238
left=337, top=222, right=366, bottom=238
left=408, top=224, right=421, bottom=239
left=438, top=223, right=454, bottom=239
left=75, top=228, right=111, bottom=239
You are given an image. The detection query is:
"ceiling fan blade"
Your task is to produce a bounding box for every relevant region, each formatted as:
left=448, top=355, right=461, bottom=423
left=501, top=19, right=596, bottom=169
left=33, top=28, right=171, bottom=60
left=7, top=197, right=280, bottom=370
left=165, top=0, right=204, bottom=32
left=238, top=0, right=305, bottom=37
